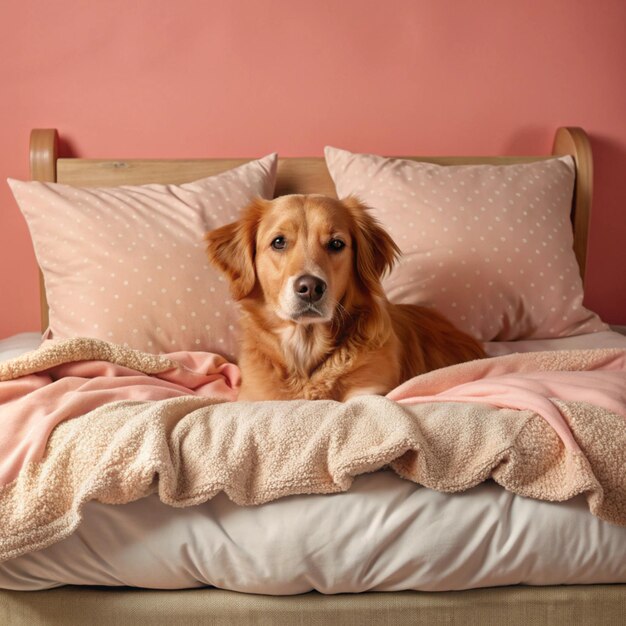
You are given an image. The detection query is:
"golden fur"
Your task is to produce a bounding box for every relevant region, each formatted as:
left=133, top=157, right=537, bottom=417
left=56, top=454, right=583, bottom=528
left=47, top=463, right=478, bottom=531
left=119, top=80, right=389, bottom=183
left=206, top=195, right=485, bottom=401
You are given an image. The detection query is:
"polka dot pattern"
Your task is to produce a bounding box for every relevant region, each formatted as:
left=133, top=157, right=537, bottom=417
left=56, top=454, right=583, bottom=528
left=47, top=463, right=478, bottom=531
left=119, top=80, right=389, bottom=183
left=9, top=153, right=277, bottom=360
left=325, top=147, right=606, bottom=341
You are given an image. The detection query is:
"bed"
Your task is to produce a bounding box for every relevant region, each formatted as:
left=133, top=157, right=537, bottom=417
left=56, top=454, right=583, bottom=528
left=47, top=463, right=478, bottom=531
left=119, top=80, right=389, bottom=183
left=1, top=127, right=626, bottom=624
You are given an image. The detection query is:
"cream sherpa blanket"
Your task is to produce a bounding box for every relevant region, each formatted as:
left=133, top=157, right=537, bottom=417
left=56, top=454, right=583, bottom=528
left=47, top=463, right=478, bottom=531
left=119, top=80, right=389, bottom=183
left=1, top=338, right=626, bottom=562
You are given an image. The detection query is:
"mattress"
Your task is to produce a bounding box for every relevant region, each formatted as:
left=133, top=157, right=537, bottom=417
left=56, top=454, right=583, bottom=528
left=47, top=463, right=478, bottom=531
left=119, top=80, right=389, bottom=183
left=0, top=332, right=42, bottom=362
left=2, top=330, right=626, bottom=593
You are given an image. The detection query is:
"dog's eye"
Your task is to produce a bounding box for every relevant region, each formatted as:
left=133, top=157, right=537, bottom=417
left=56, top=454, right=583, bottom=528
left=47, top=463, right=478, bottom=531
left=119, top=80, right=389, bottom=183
left=271, top=236, right=287, bottom=250
left=328, top=238, right=346, bottom=252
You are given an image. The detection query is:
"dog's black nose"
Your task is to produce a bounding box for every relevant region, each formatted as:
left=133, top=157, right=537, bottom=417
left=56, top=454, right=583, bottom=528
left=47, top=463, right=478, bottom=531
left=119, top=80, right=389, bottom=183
left=294, top=274, right=327, bottom=303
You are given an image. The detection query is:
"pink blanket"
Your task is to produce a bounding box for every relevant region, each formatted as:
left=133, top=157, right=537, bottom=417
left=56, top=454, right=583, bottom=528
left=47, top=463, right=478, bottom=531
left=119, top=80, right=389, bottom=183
left=1, top=339, right=625, bottom=489
left=388, top=349, right=626, bottom=451
left=0, top=340, right=240, bottom=486
left=1, top=338, right=626, bottom=562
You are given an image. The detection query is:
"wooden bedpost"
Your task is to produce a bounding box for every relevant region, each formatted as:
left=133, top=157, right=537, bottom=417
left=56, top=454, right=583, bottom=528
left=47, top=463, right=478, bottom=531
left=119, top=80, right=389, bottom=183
left=30, top=129, right=58, bottom=183
left=552, top=126, right=592, bottom=282
left=30, top=129, right=58, bottom=331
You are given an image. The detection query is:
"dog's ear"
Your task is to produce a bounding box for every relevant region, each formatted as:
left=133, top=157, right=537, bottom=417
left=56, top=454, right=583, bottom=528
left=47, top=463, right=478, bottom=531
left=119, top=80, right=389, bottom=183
left=342, top=196, right=400, bottom=295
left=205, top=198, right=269, bottom=300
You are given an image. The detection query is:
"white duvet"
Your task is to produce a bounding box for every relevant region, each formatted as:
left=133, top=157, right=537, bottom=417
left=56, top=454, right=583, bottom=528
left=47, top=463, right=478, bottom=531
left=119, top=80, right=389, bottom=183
left=2, top=330, right=626, bottom=593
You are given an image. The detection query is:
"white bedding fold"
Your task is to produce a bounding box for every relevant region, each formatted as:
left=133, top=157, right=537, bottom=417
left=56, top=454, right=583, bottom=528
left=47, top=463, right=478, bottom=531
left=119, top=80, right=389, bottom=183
left=1, top=473, right=625, bottom=593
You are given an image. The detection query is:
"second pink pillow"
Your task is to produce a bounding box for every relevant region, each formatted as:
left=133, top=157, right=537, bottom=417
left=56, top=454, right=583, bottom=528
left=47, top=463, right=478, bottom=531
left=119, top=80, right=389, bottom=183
left=325, top=146, right=606, bottom=341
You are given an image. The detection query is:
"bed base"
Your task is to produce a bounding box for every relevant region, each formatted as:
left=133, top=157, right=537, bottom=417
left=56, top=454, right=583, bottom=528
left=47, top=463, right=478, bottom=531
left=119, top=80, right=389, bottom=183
left=2, top=585, right=626, bottom=626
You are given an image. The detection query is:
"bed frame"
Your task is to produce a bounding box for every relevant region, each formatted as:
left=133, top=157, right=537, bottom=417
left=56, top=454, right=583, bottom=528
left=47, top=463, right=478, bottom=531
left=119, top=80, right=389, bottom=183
left=3, top=127, right=624, bottom=626
left=30, top=127, right=592, bottom=331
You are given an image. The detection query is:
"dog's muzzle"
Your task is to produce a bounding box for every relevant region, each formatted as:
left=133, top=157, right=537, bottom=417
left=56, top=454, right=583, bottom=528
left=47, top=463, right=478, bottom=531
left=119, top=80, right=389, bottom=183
left=278, top=273, right=331, bottom=322
left=294, top=274, right=327, bottom=303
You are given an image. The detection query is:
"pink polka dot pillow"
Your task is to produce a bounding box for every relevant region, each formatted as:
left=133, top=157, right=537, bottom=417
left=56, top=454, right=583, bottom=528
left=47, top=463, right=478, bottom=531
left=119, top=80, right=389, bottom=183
left=8, top=153, right=277, bottom=360
left=325, top=147, right=606, bottom=341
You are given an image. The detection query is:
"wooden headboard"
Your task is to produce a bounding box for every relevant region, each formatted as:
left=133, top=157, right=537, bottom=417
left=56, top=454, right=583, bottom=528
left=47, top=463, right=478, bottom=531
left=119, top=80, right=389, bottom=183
left=29, top=127, right=593, bottom=331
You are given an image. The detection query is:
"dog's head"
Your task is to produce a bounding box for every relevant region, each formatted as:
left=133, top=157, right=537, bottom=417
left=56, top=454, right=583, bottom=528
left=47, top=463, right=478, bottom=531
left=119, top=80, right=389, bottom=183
left=205, top=195, right=399, bottom=325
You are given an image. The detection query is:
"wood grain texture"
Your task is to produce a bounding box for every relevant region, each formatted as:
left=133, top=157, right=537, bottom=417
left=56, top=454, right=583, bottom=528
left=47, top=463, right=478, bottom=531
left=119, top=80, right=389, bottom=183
left=56, top=156, right=549, bottom=194
left=29, top=129, right=57, bottom=183
left=552, top=126, right=593, bottom=280
left=29, top=129, right=57, bottom=332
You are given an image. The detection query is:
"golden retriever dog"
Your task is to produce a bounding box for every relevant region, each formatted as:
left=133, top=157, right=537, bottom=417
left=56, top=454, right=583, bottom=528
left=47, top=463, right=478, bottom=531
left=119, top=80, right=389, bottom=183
left=206, top=195, right=485, bottom=401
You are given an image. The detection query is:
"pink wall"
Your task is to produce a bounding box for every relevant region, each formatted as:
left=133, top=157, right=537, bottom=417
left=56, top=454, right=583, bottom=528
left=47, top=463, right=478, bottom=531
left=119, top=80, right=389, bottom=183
left=2, top=0, right=625, bottom=336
